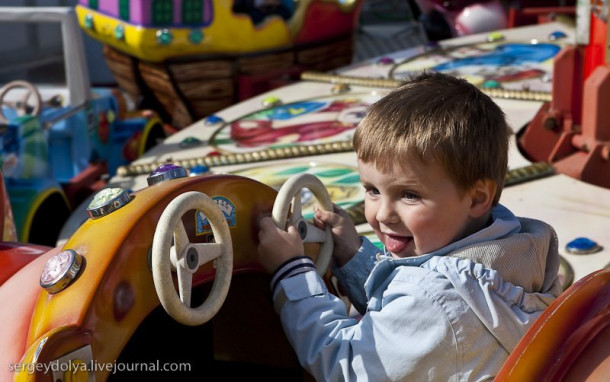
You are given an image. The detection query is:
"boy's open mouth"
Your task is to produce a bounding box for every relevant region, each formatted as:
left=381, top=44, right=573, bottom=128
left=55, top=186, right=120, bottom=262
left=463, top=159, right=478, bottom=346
left=384, top=234, right=412, bottom=254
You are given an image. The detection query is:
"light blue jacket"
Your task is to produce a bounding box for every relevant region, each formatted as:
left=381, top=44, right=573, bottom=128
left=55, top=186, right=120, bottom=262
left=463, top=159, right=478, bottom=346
left=272, top=205, right=561, bottom=381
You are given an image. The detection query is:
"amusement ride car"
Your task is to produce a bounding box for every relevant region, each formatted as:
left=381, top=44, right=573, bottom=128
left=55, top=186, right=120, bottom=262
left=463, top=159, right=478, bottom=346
left=0, top=7, right=165, bottom=246
left=75, top=0, right=365, bottom=128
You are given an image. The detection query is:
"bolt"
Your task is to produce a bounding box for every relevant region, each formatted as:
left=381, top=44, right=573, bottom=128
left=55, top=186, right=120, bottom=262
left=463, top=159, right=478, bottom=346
left=544, top=117, right=558, bottom=131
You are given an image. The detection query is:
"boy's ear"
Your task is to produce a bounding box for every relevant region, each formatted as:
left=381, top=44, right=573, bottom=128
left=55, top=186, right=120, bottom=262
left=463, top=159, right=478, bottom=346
left=469, top=179, right=496, bottom=218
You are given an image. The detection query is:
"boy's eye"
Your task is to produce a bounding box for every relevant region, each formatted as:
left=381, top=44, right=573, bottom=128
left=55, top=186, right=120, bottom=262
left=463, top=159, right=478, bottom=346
left=365, top=187, right=380, bottom=196
left=402, top=191, right=419, bottom=200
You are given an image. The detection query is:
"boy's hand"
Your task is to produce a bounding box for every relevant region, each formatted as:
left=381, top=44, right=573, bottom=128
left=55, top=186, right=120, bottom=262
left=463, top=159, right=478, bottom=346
left=257, top=216, right=304, bottom=273
left=314, top=204, right=361, bottom=266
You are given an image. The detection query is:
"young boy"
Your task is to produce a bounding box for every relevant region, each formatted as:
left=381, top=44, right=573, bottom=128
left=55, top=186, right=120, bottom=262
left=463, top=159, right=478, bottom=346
left=257, top=72, right=561, bottom=381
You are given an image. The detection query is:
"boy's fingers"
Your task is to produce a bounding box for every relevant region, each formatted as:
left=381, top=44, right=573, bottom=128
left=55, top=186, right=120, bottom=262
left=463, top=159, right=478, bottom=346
left=316, top=208, right=345, bottom=227
left=333, top=204, right=351, bottom=218
left=317, top=203, right=349, bottom=217
left=287, top=224, right=298, bottom=235
left=313, top=214, right=326, bottom=230
left=260, top=216, right=298, bottom=234
left=258, top=216, right=273, bottom=228
left=258, top=216, right=281, bottom=234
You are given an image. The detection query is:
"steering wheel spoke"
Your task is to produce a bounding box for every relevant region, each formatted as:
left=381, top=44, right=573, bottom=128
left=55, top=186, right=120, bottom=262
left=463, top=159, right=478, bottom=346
left=302, top=221, right=328, bottom=244
left=191, top=242, right=225, bottom=265
left=176, top=264, right=193, bottom=307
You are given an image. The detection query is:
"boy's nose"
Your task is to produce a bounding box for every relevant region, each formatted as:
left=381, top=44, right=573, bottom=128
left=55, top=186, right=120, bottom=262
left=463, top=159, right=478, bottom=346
left=376, top=200, right=399, bottom=225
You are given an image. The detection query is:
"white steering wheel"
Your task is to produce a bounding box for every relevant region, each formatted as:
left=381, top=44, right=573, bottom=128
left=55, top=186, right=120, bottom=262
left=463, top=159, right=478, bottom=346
left=152, top=191, right=233, bottom=326
left=0, top=80, right=42, bottom=123
left=272, top=173, right=334, bottom=275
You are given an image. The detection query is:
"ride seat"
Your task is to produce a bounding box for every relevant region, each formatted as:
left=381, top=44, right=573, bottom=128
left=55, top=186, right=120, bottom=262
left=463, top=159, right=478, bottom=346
left=496, top=268, right=610, bottom=381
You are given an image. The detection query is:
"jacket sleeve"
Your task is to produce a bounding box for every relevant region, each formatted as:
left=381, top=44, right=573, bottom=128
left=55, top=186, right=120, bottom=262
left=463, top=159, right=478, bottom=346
left=273, top=269, right=459, bottom=381
left=331, top=236, right=379, bottom=314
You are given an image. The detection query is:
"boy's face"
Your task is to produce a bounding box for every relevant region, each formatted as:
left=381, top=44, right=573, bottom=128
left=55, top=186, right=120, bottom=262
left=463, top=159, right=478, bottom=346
left=359, top=158, right=477, bottom=258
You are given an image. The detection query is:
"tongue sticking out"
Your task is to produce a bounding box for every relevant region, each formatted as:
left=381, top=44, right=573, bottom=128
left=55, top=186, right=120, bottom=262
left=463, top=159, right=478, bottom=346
left=385, top=235, right=411, bottom=254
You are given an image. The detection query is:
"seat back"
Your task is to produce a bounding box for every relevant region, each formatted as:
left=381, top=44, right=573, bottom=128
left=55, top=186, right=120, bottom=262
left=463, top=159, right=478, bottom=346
left=496, top=268, right=610, bottom=381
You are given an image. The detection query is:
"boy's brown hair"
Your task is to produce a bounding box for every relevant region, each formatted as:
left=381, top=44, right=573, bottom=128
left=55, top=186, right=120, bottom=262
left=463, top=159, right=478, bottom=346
left=353, top=72, right=511, bottom=205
